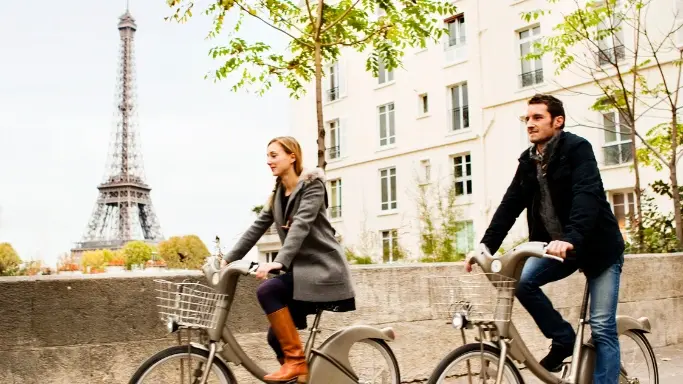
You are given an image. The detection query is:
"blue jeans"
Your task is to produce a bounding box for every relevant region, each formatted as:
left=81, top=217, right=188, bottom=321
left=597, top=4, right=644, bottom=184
left=516, top=254, right=623, bottom=384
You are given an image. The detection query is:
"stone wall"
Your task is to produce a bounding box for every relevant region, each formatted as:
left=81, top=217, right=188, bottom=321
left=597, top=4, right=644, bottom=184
left=0, top=253, right=681, bottom=383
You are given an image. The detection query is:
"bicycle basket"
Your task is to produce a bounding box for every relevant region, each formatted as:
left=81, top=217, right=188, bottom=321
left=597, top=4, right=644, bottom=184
left=427, top=273, right=517, bottom=323
left=154, top=279, right=228, bottom=330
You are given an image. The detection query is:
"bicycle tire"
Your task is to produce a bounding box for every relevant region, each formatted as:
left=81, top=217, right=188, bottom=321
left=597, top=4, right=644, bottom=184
left=128, top=344, right=236, bottom=384
left=621, top=329, right=659, bottom=384
left=360, top=338, right=401, bottom=383
left=426, top=342, right=524, bottom=384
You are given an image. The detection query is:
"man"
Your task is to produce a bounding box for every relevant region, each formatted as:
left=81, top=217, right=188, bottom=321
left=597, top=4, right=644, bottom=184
left=478, top=94, right=624, bottom=384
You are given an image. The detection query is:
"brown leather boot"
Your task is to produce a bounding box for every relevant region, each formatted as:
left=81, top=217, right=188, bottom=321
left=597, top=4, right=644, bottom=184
left=263, top=307, right=308, bottom=383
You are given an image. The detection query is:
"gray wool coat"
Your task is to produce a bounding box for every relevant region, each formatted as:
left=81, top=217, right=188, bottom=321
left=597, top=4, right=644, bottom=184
left=224, top=168, right=356, bottom=303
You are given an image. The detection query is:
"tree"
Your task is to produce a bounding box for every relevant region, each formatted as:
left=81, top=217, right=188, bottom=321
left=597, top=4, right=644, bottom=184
left=122, top=241, right=155, bottom=269
left=165, top=0, right=457, bottom=169
left=415, top=177, right=469, bottom=262
left=523, top=0, right=683, bottom=249
left=158, top=235, right=211, bottom=269
left=0, top=243, right=21, bottom=276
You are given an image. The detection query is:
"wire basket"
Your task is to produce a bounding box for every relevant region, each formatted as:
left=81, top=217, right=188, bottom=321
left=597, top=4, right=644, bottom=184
left=154, top=279, right=228, bottom=330
left=427, top=273, right=517, bottom=323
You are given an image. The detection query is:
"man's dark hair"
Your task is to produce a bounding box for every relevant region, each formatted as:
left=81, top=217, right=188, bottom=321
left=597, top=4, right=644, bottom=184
left=528, top=93, right=565, bottom=129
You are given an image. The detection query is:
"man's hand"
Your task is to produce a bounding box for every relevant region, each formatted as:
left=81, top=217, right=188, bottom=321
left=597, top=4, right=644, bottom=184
left=464, top=250, right=475, bottom=273
left=545, top=240, right=574, bottom=259
left=255, top=262, right=283, bottom=280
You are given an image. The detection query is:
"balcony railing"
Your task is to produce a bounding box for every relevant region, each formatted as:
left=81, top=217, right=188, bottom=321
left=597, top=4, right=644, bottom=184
left=519, top=69, right=544, bottom=88
left=326, top=86, right=339, bottom=102
left=596, top=45, right=626, bottom=66
left=448, top=106, right=470, bottom=131
left=327, top=145, right=341, bottom=160
left=329, top=205, right=342, bottom=219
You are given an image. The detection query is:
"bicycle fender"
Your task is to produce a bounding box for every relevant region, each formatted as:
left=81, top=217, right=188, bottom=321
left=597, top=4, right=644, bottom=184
left=616, top=315, right=652, bottom=334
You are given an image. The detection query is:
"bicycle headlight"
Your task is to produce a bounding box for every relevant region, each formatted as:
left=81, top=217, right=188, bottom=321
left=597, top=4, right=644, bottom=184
left=166, top=319, right=178, bottom=333
left=211, top=272, right=220, bottom=286
left=452, top=312, right=466, bottom=329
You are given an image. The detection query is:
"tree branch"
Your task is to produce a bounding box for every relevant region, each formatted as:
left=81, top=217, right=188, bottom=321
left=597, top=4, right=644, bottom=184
left=234, top=0, right=313, bottom=47
left=323, top=24, right=392, bottom=47
left=321, top=0, right=363, bottom=34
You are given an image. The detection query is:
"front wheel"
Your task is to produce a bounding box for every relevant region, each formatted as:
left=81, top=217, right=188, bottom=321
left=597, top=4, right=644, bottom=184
left=129, top=345, right=236, bottom=384
left=426, top=343, right=524, bottom=384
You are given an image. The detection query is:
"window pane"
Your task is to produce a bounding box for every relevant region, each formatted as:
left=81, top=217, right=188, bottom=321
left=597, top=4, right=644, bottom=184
left=613, top=193, right=624, bottom=205
left=381, top=176, right=388, bottom=204
left=466, top=180, right=472, bottom=194
left=462, top=83, right=469, bottom=107
left=390, top=174, right=396, bottom=201
left=455, top=181, right=464, bottom=195
left=389, top=108, right=395, bottom=137
left=614, top=205, right=626, bottom=228
left=603, top=113, right=617, bottom=142
left=520, top=42, right=531, bottom=73
left=454, top=163, right=463, bottom=178
left=604, top=145, right=619, bottom=165
left=621, top=143, right=633, bottom=163
left=452, top=86, right=460, bottom=109
left=379, top=111, right=387, bottom=139
left=465, top=162, right=471, bottom=176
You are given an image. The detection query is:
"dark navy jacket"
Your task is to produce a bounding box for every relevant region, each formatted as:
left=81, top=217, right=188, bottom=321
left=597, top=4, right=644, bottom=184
left=480, top=131, right=624, bottom=278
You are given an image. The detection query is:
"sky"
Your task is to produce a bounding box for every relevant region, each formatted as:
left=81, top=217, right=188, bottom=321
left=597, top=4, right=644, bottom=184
left=0, top=1, right=293, bottom=266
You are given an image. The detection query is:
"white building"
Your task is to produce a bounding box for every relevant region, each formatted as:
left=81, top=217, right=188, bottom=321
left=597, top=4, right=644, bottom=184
left=256, top=0, right=683, bottom=263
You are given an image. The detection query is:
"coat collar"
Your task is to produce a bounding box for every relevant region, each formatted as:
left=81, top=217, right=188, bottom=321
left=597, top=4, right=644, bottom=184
left=274, top=167, right=326, bottom=225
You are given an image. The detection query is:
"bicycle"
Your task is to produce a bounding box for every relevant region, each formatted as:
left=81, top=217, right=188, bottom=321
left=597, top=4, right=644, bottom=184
left=129, top=237, right=401, bottom=384
left=425, top=241, right=658, bottom=384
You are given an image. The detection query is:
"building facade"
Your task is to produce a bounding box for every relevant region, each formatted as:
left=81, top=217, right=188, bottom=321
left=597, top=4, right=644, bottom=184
left=255, top=0, right=683, bottom=263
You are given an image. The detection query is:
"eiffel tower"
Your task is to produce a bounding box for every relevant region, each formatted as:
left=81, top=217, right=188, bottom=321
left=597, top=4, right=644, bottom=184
left=72, top=6, right=163, bottom=259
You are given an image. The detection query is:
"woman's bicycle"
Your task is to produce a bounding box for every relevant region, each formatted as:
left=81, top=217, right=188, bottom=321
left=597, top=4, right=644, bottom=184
left=425, top=241, right=658, bottom=384
left=129, top=238, right=401, bottom=384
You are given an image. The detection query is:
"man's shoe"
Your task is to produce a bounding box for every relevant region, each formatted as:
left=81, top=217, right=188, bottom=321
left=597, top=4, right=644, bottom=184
left=539, top=344, right=573, bottom=372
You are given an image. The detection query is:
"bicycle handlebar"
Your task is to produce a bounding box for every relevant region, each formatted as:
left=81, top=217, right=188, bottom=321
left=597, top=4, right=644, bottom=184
left=466, top=241, right=575, bottom=275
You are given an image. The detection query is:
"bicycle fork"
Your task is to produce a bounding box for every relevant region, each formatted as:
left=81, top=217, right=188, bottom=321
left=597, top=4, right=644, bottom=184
left=195, top=342, right=218, bottom=384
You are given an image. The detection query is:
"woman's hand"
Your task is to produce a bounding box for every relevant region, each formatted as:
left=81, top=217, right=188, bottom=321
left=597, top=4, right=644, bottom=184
left=255, top=262, right=283, bottom=280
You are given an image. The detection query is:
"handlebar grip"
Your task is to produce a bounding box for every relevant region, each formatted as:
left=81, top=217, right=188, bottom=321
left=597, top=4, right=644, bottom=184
left=542, top=253, right=565, bottom=262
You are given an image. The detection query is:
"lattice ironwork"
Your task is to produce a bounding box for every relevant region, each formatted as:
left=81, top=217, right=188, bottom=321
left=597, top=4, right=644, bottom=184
left=73, top=7, right=163, bottom=255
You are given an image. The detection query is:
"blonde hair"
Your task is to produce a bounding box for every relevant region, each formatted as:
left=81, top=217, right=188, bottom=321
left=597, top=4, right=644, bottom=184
left=264, top=136, right=303, bottom=211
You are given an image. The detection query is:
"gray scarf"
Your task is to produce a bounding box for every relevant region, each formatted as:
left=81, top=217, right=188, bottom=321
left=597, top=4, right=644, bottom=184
left=529, top=134, right=564, bottom=240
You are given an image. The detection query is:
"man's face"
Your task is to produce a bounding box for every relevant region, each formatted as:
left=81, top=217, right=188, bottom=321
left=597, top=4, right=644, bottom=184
left=525, top=103, right=563, bottom=144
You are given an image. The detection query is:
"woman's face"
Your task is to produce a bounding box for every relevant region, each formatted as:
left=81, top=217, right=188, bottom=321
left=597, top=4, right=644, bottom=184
left=266, top=142, right=294, bottom=177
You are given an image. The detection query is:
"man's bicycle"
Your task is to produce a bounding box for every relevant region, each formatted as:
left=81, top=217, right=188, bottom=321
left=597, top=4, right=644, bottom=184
left=128, top=238, right=400, bottom=384
left=425, top=241, right=658, bottom=384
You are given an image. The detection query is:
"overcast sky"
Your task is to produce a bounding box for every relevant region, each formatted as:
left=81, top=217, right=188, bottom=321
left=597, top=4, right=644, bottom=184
left=0, top=1, right=293, bottom=266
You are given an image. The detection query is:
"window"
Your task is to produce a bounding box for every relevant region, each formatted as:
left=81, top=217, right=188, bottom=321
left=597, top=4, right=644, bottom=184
left=446, top=14, right=466, bottom=47
left=449, top=83, right=469, bottom=131
left=381, top=229, right=401, bottom=263
left=611, top=191, right=635, bottom=231
left=380, top=167, right=397, bottom=211
left=444, top=14, right=467, bottom=62
left=418, top=93, right=429, bottom=116
left=420, top=159, right=431, bottom=184
left=518, top=26, right=543, bottom=87
left=327, top=119, right=341, bottom=160
left=325, top=62, right=340, bottom=102
left=455, top=220, right=475, bottom=255
left=265, top=251, right=278, bottom=263
left=378, top=102, right=396, bottom=146
left=453, top=154, right=472, bottom=196
left=596, top=1, right=625, bottom=66
left=329, top=179, right=342, bottom=219
left=378, top=59, right=394, bottom=84
left=602, top=111, right=633, bottom=165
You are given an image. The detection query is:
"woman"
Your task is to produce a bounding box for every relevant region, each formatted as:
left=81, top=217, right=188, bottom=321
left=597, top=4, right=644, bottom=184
left=222, top=136, right=356, bottom=383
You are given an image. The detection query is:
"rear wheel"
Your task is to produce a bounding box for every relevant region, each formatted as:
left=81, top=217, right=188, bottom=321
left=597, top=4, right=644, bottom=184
left=129, top=345, right=235, bottom=384
left=619, top=330, right=658, bottom=384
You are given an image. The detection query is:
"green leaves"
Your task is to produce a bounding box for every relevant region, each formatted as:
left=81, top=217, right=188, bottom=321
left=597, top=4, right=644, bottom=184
left=166, top=0, right=455, bottom=96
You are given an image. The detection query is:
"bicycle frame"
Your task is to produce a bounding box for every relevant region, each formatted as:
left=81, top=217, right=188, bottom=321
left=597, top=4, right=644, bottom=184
left=167, top=257, right=396, bottom=384
left=463, top=241, right=652, bottom=384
